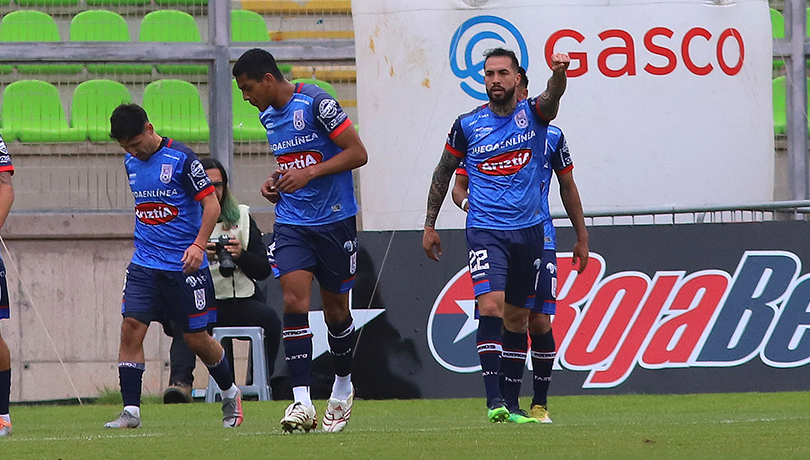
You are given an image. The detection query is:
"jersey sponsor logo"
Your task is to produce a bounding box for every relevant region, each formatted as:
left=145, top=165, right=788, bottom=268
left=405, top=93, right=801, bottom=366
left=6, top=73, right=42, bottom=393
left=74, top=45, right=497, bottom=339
left=514, top=109, right=528, bottom=128
left=477, top=149, right=532, bottom=176
left=293, top=109, right=305, bottom=131
left=0, top=138, right=7, bottom=154
left=132, top=188, right=179, bottom=199
left=0, top=155, right=11, bottom=165
left=135, top=202, right=179, bottom=225
left=277, top=151, right=324, bottom=171
left=470, top=130, right=536, bottom=154
left=449, top=15, right=529, bottom=101
left=270, top=133, right=319, bottom=152
left=128, top=173, right=136, bottom=185
left=190, top=160, right=206, bottom=178
left=428, top=251, right=810, bottom=387
left=160, top=164, right=173, bottom=184
left=319, top=98, right=338, bottom=119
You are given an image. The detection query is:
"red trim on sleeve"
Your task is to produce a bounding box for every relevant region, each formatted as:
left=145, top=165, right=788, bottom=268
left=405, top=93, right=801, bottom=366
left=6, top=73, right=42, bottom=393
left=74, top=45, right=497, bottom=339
left=556, top=164, right=574, bottom=175
left=328, top=118, right=353, bottom=139
left=194, top=185, right=215, bottom=201
left=532, top=100, right=553, bottom=122
left=0, top=165, right=14, bottom=176
left=445, top=142, right=464, bottom=158
left=295, top=83, right=302, bottom=93
left=166, top=138, right=173, bottom=148
left=455, top=167, right=467, bottom=176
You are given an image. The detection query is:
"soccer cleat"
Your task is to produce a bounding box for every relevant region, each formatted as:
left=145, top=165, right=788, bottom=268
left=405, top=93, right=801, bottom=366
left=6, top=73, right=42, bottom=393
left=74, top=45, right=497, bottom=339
left=221, top=388, right=244, bottom=428
left=507, top=408, right=540, bottom=424
left=104, top=410, right=141, bottom=429
left=163, top=383, right=193, bottom=404
left=322, top=387, right=354, bottom=433
left=280, top=402, right=317, bottom=433
left=486, top=397, right=509, bottom=423
left=0, top=418, right=11, bottom=437
left=529, top=404, right=553, bottom=423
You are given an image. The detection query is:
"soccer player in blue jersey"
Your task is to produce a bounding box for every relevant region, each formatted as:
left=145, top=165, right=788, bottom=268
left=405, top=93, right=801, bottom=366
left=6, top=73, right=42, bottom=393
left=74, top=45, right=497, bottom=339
left=0, top=134, right=14, bottom=437
left=233, top=49, right=368, bottom=433
left=453, top=124, right=589, bottom=423
left=105, top=104, right=243, bottom=429
left=423, top=48, right=570, bottom=423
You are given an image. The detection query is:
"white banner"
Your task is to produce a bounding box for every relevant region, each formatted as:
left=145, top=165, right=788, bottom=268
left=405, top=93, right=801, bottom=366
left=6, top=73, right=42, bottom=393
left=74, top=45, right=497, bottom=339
left=352, top=0, right=773, bottom=231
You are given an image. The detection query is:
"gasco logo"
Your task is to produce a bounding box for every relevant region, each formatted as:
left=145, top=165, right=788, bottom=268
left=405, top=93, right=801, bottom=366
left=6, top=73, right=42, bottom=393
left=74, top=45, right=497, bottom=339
left=427, top=250, right=810, bottom=388
left=135, top=202, right=179, bottom=225
left=277, top=151, right=323, bottom=171
left=477, top=149, right=531, bottom=176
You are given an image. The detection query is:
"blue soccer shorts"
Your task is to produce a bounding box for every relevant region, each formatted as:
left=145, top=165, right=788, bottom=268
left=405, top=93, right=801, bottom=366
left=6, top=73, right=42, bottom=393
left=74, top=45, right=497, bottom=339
left=270, top=216, right=358, bottom=294
left=465, top=223, right=544, bottom=309
left=532, top=249, right=557, bottom=315
left=122, top=263, right=216, bottom=333
left=0, top=257, right=8, bottom=320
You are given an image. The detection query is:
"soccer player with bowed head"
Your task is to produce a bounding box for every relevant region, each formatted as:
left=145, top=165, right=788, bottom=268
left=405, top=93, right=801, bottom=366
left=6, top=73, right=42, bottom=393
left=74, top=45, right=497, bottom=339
left=0, top=133, right=14, bottom=437
left=106, top=104, right=243, bottom=429
left=233, top=48, right=367, bottom=433
left=423, top=48, right=571, bottom=423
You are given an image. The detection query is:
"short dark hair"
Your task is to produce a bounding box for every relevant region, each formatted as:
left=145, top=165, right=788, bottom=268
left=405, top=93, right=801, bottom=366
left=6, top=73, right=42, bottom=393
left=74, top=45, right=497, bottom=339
left=110, top=103, right=148, bottom=140
left=518, top=67, right=528, bottom=89
left=483, top=47, right=519, bottom=72
left=232, top=48, right=284, bottom=82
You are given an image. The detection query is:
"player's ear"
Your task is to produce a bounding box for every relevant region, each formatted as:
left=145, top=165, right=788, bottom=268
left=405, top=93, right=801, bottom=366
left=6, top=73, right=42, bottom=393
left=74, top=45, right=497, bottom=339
left=144, top=122, right=154, bottom=135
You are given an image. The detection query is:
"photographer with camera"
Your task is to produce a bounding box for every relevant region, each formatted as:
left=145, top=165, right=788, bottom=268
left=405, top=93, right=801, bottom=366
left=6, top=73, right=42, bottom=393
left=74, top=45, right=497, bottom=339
left=163, top=158, right=282, bottom=404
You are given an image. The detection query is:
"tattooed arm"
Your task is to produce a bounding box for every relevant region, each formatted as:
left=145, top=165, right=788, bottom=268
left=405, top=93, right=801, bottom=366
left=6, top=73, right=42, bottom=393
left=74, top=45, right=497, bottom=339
left=422, top=148, right=462, bottom=261
left=534, top=53, right=571, bottom=121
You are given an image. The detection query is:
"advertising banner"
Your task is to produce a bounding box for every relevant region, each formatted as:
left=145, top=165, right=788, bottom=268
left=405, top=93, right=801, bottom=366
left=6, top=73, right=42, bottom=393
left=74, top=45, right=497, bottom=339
left=299, top=221, right=810, bottom=399
left=352, top=0, right=774, bottom=231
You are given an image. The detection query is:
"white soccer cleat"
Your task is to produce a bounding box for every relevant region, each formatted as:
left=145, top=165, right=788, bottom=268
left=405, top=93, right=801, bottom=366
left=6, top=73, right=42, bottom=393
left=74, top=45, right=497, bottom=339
left=322, top=387, right=354, bottom=433
left=280, top=402, right=317, bottom=433
left=221, top=388, right=244, bottom=428
left=104, top=410, right=141, bottom=429
left=0, top=418, right=11, bottom=437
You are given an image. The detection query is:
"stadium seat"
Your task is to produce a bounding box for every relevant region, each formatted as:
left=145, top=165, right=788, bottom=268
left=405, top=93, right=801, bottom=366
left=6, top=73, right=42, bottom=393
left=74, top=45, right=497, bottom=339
left=0, top=11, right=83, bottom=74
left=2, top=80, right=86, bottom=142
left=140, top=10, right=206, bottom=75
left=291, top=78, right=338, bottom=98
left=72, top=80, right=132, bottom=142
left=86, top=0, right=150, bottom=6
left=773, top=77, right=786, bottom=135
left=232, top=79, right=267, bottom=142
left=241, top=0, right=351, bottom=14
left=143, top=79, right=209, bottom=142
left=70, top=10, right=153, bottom=75
left=15, top=0, right=80, bottom=6
left=231, top=9, right=268, bottom=42
left=154, top=0, right=208, bottom=6
left=770, top=8, right=785, bottom=69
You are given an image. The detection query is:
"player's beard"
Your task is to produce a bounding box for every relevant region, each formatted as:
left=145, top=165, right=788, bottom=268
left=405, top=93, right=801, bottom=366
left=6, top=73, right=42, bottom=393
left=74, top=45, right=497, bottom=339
left=486, top=85, right=516, bottom=106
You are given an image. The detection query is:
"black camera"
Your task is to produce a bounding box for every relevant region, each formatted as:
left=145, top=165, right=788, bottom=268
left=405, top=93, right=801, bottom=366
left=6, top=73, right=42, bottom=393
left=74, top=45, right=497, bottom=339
left=210, top=234, right=236, bottom=277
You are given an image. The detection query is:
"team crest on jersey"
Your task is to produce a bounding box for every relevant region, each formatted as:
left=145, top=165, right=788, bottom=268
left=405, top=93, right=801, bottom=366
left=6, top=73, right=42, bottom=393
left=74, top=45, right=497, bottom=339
left=160, top=164, right=172, bottom=184
left=0, top=139, right=7, bottom=154
left=514, top=109, right=528, bottom=129
left=319, top=98, right=338, bottom=119
left=477, top=149, right=532, bottom=176
left=194, top=288, right=206, bottom=310
left=190, top=160, right=206, bottom=178
left=293, top=109, right=305, bottom=131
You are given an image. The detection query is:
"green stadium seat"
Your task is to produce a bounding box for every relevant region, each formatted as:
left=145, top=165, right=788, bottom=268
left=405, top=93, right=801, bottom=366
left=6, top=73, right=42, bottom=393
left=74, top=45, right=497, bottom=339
left=86, top=0, right=150, bottom=5
left=771, top=8, right=785, bottom=69
left=143, top=79, right=209, bottom=142
left=15, top=0, right=80, bottom=7
left=154, top=0, right=208, bottom=6
left=70, top=10, right=152, bottom=75
left=140, top=10, right=207, bottom=75
left=773, top=77, right=786, bottom=135
left=291, top=78, right=338, bottom=98
left=0, top=11, right=83, bottom=74
left=231, top=9, right=268, bottom=42
left=232, top=79, right=267, bottom=142
left=2, top=80, right=86, bottom=142
left=72, top=80, right=132, bottom=142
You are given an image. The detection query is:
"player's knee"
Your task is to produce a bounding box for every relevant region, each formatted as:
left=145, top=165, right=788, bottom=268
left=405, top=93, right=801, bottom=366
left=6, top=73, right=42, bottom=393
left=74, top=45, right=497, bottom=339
left=282, top=292, right=309, bottom=314
left=182, top=331, right=211, bottom=354
left=119, top=317, right=146, bottom=346
left=529, top=314, right=552, bottom=335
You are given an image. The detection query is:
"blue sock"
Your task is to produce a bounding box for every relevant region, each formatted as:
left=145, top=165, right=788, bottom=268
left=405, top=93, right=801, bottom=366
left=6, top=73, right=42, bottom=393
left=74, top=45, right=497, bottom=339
left=327, top=316, right=356, bottom=377
left=205, top=349, right=235, bottom=391
left=283, top=313, right=313, bottom=387
left=118, top=362, right=145, bottom=407
left=501, top=329, right=528, bottom=412
left=0, top=369, right=9, bottom=415
left=531, top=330, right=556, bottom=407
left=476, top=315, right=503, bottom=408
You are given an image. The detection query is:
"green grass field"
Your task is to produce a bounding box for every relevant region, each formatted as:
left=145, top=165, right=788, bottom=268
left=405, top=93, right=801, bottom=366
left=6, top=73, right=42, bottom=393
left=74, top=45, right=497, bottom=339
left=2, top=392, right=809, bottom=459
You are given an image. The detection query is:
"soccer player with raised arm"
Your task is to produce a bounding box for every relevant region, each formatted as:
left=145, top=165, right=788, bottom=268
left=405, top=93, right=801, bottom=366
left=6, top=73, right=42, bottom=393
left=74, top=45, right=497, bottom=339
left=233, top=48, right=368, bottom=433
left=106, top=104, right=243, bottom=429
left=0, top=134, right=14, bottom=437
left=423, top=48, right=570, bottom=423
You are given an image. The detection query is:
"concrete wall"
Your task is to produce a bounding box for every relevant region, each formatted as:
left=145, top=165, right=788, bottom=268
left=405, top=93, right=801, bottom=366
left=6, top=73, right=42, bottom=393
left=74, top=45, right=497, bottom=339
left=0, top=210, right=275, bottom=402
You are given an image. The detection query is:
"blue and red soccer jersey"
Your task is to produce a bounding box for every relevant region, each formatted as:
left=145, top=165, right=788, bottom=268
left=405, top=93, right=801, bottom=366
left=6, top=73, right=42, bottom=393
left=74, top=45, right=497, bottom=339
left=260, top=82, right=357, bottom=226
left=0, top=133, right=12, bottom=319
left=446, top=97, right=549, bottom=231
left=125, top=138, right=214, bottom=271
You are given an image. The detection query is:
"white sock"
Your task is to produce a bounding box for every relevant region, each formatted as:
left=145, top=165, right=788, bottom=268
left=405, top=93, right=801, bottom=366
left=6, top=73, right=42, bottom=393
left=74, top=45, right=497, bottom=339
left=292, top=386, right=312, bottom=406
left=221, top=383, right=238, bottom=400
left=0, top=414, right=9, bottom=424
left=123, top=405, right=140, bottom=418
left=331, top=374, right=353, bottom=400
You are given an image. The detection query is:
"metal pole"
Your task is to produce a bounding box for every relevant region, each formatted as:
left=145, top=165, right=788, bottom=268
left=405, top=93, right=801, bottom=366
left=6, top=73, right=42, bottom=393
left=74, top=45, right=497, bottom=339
left=209, top=0, right=233, bottom=173
left=786, top=0, right=809, bottom=200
